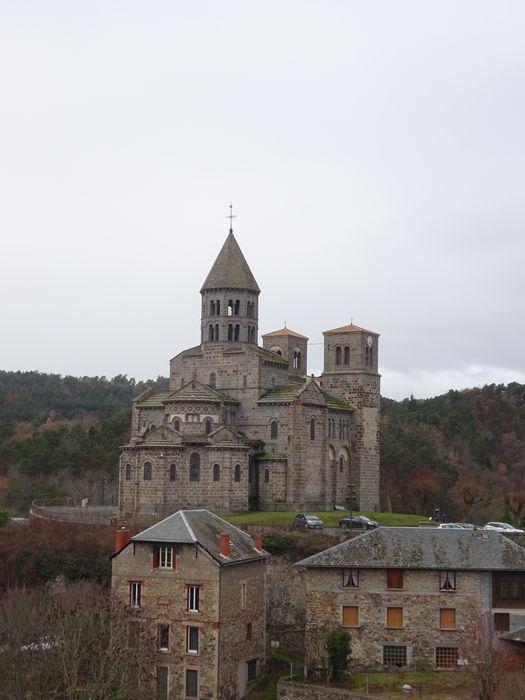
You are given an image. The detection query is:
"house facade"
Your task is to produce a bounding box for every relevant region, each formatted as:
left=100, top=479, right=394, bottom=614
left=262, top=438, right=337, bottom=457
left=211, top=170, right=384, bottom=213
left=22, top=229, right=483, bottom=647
left=296, top=527, right=525, bottom=672
left=111, top=509, right=269, bottom=700
left=118, top=228, right=381, bottom=519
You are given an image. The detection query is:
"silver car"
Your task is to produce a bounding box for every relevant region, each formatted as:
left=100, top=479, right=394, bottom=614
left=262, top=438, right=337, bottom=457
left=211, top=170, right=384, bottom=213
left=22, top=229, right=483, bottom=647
left=484, top=521, right=524, bottom=533
left=294, top=513, right=324, bottom=530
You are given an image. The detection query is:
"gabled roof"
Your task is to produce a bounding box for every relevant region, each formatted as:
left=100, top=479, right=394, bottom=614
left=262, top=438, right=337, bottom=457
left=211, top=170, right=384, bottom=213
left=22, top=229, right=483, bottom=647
left=201, top=231, right=260, bottom=293
left=132, top=509, right=269, bottom=565
left=259, top=382, right=353, bottom=410
left=295, top=527, right=525, bottom=571
left=262, top=327, right=308, bottom=340
left=166, top=379, right=239, bottom=405
left=134, top=389, right=172, bottom=407
left=324, top=323, right=379, bottom=336
left=246, top=345, right=288, bottom=366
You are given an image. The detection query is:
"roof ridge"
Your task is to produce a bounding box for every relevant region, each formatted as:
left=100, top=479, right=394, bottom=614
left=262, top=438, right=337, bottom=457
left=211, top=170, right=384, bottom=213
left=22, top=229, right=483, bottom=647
left=180, top=510, right=197, bottom=541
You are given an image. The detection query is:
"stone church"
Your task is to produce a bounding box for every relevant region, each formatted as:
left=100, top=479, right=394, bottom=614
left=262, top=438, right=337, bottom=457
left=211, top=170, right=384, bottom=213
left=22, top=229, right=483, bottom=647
left=118, top=229, right=380, bottom=518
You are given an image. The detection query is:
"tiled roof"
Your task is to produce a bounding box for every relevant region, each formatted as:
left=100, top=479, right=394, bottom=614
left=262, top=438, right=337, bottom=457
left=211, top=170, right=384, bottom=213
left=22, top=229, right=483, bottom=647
left=247, top=345, right=289, bottom=365
left=262, top=327, right=308, bottom=340
left=295, top=527, right=525, bottom=571
left=132, top=509, right=269, bottom=565
left=167, top=380, right=239, bottom=404
left=324, top=323, right=379, bottom=336
left=258, top=384, right=353, bottom=410
left=201, top=231, right=260, bottom=293
left=135, top=390, right=172, bottom=407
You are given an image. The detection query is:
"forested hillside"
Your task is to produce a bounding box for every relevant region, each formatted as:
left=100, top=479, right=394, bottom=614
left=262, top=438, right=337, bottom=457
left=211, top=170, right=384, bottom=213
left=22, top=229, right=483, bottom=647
left=0, top=371, right=524, bottom=523
left=0, top=371, right=168, bottom=512
left=381, top=383, right=525, bottom=525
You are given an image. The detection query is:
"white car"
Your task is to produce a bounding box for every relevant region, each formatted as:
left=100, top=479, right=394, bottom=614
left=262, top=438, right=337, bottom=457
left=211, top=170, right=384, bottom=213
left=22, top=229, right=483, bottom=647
left=484, top=521, right=524, bottom=533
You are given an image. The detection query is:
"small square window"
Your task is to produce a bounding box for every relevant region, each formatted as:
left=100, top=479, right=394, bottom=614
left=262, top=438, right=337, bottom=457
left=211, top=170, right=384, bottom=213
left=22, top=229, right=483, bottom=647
left=439, top=608, right=456, bottom=629
left=187, top=626, right=199, bottom=654
left=386, top=569, right=404, bottom=589
left=386, top=607, right=403, bottom=628
left=342, top=606, right=359, bottom=627
left=383, top=645, right=407, bottom=667
left=342, top=568, right=359, bottom=588
left=439, top=570, right=457, bottom=591
left=436, top=647, right=458, bottom=668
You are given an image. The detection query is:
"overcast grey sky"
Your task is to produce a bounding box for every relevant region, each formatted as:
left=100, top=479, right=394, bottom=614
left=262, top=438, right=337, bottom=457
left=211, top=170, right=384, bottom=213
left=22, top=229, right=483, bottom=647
left=1, top=1, right=524, bottom=400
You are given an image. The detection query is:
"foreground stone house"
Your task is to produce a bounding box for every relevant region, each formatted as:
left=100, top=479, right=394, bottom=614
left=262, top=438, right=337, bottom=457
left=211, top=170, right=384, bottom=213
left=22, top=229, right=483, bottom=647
left=118, top=227, right=380, bottom=518
left=111, top=509, right=269, bottom=699
left=296, top=527, right=525, bottom=671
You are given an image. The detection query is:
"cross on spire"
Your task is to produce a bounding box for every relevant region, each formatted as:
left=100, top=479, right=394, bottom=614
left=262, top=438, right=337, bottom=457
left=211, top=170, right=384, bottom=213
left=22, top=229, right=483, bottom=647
left=226, top=202, right=237, bottom=233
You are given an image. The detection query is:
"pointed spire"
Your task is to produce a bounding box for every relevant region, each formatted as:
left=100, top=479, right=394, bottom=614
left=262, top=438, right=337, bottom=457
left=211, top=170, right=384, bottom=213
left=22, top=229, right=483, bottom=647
left=201, top=231, right=260, bottom=293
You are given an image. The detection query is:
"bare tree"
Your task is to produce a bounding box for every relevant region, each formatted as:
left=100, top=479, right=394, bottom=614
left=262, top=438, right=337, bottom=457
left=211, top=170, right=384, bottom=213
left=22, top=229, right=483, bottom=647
left=0, top=581, right=155, bottom=699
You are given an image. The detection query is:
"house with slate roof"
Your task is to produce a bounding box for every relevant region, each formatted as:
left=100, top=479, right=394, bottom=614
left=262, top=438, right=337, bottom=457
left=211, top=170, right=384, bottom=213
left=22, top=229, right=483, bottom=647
left=296, top=527, right=525, bottom=672
left=118, top=226, right=380, bottom=518
left=111, top=509, right=269, bottom=700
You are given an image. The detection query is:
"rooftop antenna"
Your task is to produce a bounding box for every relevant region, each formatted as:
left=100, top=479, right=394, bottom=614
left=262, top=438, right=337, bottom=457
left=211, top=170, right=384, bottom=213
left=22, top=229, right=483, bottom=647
left=226, top=201, right=237, bottom=233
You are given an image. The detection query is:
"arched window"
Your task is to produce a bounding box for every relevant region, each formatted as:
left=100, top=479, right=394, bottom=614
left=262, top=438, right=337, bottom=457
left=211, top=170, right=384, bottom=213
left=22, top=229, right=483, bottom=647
left=189, top=453, right=200, bottom=482
left=339, top=456, right=344, bottom=473
left=143, top=461, right=152, bottom=481
left=264, top=468, right=270, bottom=483
left=243, top=376, right=247, bottom=388
left=270, top=421, right=278, bottom=439
left=335, top=346, right=342, bottom=365
left=293, top=350, right=301, bottom=370
left=344, top=346, right=350, bottom=365
left=125, top=463, right=131, bottom=481
left=234, top=324, right=240, bottom=341
left=210, top=300, right=215, bottom=316
left=310, top=418, right=316, bottom=441
left=228, top=300, right=233, bottom=316
left=234, top=300, right=240, bottom=315
left=209, top=373, right=216, bottom=388
left=234, top=464, right=241, bottom=482
left=209, top=325, right=214, bottom=341
left=215, top=324, right=219, bottom=341
left=173, top=418, right=180, bottom=431
left=216, top=300, right=220, bottom=315
left=213, top=463, right=220, bottom=481
left=205, top=418, right=213, bottom=435
left=169, top=463, right=176, bottom=481
left=228, top=324, right=233, bottom=341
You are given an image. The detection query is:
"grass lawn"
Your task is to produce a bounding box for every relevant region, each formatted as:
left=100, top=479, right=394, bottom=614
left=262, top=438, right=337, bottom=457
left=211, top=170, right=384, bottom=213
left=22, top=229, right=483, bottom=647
left=225, top=510, right=424, bottom=528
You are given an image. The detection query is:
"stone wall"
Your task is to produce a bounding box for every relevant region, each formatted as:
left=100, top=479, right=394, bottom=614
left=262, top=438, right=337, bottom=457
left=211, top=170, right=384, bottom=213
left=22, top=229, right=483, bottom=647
left=267, top=558, right=306, bottom=653
left=277, top=680, right=383, bottom=700
left=304, top=567, right=484, bottom=672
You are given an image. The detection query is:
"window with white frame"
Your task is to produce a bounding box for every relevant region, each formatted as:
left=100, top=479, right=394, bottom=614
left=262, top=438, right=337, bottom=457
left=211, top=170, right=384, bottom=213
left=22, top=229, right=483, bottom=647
left=129, top=581, right=142, bottom=608
left=188, top=585, right=200, bottom=613
left=342, top=568, right=359, bottom=588
left=187, top=626, right=199, bottom=654
left=154, top=546, right=174, bottom=569
left=439, top=570, right=457, bottom=591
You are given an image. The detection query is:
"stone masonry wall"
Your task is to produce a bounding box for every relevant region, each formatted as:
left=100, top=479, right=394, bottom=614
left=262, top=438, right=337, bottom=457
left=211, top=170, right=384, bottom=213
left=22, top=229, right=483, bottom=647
left=111, top=540, right=221, bottom=700
left=277, top=680, right=384, bottom=700
left=304, top=567, right=484, bottom=672
left=218, top=559, right=267, bottom=699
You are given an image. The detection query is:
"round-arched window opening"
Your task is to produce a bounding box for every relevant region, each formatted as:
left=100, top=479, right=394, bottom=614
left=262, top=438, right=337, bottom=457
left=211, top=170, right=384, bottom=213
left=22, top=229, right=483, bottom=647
left=169, top=463, right=176, bottom=481
left=213, top=463, right=220, bottom=481
left=125, top=463, right=131, bottom=481
left=234, top=464, right=241, bottom=482
left=190, top=453, right=200, bottom=482
left=143, top=462, right=152, bottom=481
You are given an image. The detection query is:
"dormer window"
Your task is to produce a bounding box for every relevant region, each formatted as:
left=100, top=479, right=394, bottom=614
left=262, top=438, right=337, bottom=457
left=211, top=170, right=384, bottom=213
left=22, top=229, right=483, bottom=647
left=153, top=545, right=174, bottom=569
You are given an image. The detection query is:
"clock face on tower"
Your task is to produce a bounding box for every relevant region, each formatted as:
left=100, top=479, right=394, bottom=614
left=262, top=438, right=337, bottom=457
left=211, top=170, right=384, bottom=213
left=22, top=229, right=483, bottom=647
left=367, top=336, right=373, bottom=347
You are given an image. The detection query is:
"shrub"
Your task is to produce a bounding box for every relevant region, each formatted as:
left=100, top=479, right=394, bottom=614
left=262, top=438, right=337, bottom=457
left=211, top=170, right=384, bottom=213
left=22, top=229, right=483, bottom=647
left=326, top=629, right=352, bottom=681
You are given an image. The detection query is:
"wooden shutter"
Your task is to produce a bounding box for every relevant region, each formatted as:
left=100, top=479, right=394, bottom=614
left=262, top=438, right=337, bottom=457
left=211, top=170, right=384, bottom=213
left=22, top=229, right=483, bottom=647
left=342, top=606, right=359, bottom=627
left=387, top=569, right=403, bottom=589
left=387, top=607, right=403, bottom=628
left=440, top=608, right=456, bottom=629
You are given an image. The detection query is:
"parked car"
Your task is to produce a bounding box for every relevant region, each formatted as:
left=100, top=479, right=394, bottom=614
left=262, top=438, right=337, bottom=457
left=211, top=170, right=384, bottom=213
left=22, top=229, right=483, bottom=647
left=294, top=513, right=324, bottom=530
left=437, top=523, right=464, bottom=529
left=339, top=515, right=379, bottom=530
left=484, top=521, right=524, bottom=533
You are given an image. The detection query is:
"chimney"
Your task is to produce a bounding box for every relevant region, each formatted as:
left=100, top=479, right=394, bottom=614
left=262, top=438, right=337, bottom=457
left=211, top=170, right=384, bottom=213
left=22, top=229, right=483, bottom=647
left=115, top=527, right=132, bottom=553
left=219, top=533, right=230, bottom=557
left=253, top=535, right=263, bottom=552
